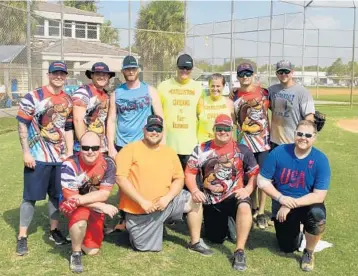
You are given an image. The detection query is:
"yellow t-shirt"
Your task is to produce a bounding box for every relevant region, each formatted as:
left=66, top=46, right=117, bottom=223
left=115, top=140, right=184, bottom=215
left=197, top=95, right=230, bottom=143
left=158, top=78, right=203, bottom=155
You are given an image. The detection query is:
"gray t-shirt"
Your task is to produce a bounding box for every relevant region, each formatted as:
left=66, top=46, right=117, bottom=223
left=268, top=83, right=315, bottom=144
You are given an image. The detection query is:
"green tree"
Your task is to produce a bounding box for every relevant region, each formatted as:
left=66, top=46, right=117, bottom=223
left=0, top=1, right=37, bottom=44
left=135, top=1, right=185, bottom=83
left=100, top=20, right=120, bottom=46
left=326, top=58, right=348, bottom=77
left=64, top=0, right=97, bottom=12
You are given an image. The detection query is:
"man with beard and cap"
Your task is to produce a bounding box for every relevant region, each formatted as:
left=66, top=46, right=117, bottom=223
left=115, top=115, right=213, bottom=255
left=72, top=62, right=115, bottom=154
left=107, top=55, right=164, bottom=159
left=16, top=61, right=73, bottom=256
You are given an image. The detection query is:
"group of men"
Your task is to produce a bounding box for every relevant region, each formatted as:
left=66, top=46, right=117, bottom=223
left=15, top=54, right=330, bottom=273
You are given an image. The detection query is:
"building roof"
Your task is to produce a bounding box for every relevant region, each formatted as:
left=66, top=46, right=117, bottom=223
left=35, top=2, right=103, bottom=17
left=0, top=45, right=26, bottom=63
left=39, top=38, right=133, bottom=57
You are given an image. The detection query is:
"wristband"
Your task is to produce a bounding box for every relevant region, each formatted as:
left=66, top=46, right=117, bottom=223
left=276, top=194, right=283, bottom=202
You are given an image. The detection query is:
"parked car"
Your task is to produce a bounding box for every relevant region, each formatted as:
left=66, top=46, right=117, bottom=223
left=64, top=78, right=82, bottom=96
left=195, top=72, right=240, bottom=96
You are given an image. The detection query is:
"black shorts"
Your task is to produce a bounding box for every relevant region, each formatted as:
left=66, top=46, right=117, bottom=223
left=203, top=196, right=252, bottom=244
left=177, top=154, right=190, bottom=171
left=270, top=142, right=280, bottom=151
left=23, top=162, right=62, bottom=201
left=244, top=151, right=269, bottom=184
left=115, top=145, right=123, bottom=152
left=274, top=203, right=326, bottom=253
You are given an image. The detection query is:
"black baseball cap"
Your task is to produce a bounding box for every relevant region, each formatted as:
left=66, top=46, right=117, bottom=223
left=177, top=54, right=193, bottom=70
left=237, top=63, right=254, bottom=74
left=122, top=55, right=139, bottom=70
left=145, top=115, right=163, bottom=128
left=276, top=60, right=294, bottom=72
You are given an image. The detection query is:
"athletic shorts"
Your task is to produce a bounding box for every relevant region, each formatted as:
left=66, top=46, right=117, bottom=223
left=270, top=142, right=280, bottom=152
left=273, top=203, right=326, bottom=253
left=23, top=161, right=62, bottom=201
left=203, top=195, right=252, bottom=244
left=115, top=145, right=123, bottom=152
left=68, top=207, right=105, bottom=249
left=244, top=151, right=268, bottom=184
left=126, top=190, right=190, bottom=252
left=177, top=154, right=190, bottom=171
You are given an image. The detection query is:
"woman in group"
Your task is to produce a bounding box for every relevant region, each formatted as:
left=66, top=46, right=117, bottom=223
left=197, top=73, right=235, bottom=144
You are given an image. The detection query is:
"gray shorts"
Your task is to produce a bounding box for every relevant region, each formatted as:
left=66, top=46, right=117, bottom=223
left=126, top=190, right=191, bottom=252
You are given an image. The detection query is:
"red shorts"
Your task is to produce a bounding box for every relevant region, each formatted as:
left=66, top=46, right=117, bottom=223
left=68, top=207, right=105, bottom=249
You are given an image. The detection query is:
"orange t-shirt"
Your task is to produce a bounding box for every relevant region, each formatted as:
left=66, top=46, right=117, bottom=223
left=115, top=140, right=184, bottom=214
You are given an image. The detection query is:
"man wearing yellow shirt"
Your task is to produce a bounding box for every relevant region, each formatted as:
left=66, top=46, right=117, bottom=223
left=157, top=54, right=202, bottom=169
left=115, top=115, right=213, bottom=255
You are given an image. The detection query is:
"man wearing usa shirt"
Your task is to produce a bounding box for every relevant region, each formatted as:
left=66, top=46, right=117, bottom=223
left=257, top=120, right=331, bottom=272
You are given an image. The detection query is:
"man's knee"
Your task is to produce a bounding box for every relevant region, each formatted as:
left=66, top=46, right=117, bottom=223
left=184, top=195, right=202, bottom=213
left=305, top=206, right=326, bottom=235
left=237, top=201, right=251, bottom=216
left=70, top=220, right=87, bottom=232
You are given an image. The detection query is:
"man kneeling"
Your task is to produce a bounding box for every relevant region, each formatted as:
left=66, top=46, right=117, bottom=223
left=60, top=131, right=118, bottom=273
left=185, top=114, right=259, bottom=271
left=257, top=120, right=331, bottom=272
left=115, top=115, right=213, bottom=255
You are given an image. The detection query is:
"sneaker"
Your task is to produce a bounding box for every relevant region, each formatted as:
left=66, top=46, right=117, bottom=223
left=256, top=214, right=268, bottom=230
left=16, top=237, right=28, bottom=256
left=187, top=240, right=214, bottom=256
left=301, top=249, right=315, bottom=272
left=70, top=252, right=83, bottom=273
left=232, top=249, right=247, bottom=271
left=49, top=228, right=68, bottom=245
left=252, top=208, right=259, bottom=220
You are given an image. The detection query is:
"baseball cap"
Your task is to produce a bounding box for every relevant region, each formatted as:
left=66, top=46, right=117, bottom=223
left=48, top=61, right=68, bottom=74
left=85, top=62, right=115, bottom=79
left=145, top=114, right=164, bottom=128
left=237, top=63, right=254, bottom=74
left=276, top=60, right=294, bottom=72
left=177, top=54, right=193, bottom=70
left=214, top=114, right=233, bottom=127
left=122, top=55, right=139, bottom=70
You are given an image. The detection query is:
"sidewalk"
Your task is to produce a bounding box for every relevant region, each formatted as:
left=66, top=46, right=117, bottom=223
left=0, top=106, right=18, bottom=118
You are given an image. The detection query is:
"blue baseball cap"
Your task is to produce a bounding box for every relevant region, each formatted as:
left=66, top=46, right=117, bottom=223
left=122, top=55, right=139, bottom=70
left=48, top=61, right=68, bottom=74
left=237, top=63, right=254, bottom=74
left=85, top=62, right=115, bottom=79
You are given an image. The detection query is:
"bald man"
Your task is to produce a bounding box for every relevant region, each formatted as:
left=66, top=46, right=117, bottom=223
left=60, top=131, right=118, bottom=273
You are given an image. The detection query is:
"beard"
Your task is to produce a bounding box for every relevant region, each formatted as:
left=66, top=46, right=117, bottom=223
left=124, top=73, right=139, bottom=82
left=145, top=136, right=162, bottom=146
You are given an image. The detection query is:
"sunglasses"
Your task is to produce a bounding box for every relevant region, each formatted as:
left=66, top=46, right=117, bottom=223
left=146, top=126, right=163, bottom=133
left=277, top=69, right=291, bottom=75
left=81, top=145, right=100, bottom=152
left=295, top=131, right=315, bottom=138
left=215, top=126, right=232, bottom=132
left=237, top=71, right=253, bottom=78
left=178, top=66, right=192, bottom=71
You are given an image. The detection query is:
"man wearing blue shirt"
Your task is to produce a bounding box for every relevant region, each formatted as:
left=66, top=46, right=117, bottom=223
left=257, top=120, right=330, bottom=272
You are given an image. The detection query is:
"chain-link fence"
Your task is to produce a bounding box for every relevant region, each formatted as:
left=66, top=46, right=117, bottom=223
left=0, top=0, right=357, bottom=108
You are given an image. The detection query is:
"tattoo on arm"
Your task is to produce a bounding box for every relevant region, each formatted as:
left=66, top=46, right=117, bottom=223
left=18, top=122, right=30, bottom=152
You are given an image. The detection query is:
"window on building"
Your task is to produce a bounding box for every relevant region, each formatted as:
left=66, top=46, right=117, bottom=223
left=35, top=17, right=45, bottom=36
left=87, top=23, right=97, bottom=39
left=75, top=22, right=86, bottom=38
left=64, top=21, right=72, bottom=37
left=49, top=20, right=60, bottom=37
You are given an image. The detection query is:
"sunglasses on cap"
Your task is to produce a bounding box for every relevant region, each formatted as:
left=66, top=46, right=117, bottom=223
left=178, top=66, right=192, bottom=70
left=277, top=69, right=291, bottom=75
left=215, top=126, right=232, bottom=132
left=295, top=131, right=315, bottom=138
left=81, top=145, right=100, bottom=152
left=237, top=71, right=253, bottom=78
left=145, top=126, right=163, bottom=133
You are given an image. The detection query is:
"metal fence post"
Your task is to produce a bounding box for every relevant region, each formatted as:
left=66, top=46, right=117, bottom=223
left=26, top=0, right=32, bottom=91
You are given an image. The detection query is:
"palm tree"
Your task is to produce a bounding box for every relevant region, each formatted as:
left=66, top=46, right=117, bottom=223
left=135, top=1, right=185, bottom=84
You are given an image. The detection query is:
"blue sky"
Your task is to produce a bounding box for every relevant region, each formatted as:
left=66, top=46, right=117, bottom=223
left=97, top=1, right=356, bottom=66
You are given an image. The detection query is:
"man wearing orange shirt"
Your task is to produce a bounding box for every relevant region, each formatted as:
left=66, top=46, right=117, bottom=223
left=115, top=115, right=213, bottom=255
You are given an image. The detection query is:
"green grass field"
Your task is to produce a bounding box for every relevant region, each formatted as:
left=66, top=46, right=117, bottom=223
left=0, top=106, right=357, bottom=275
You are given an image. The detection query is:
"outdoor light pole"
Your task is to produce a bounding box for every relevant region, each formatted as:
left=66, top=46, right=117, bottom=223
left=268, top=0, right=273, bottom=86
left=128, top=0, right=132, bottom=55
left=26, top=0, right=32, bottom=91
left=229, top=0, right=234, bottom=92
left=350, top=4, right=356, bottom=107
left=60, top=0, right=64, bottom=62
left=184, top=0, right=187, bottom=51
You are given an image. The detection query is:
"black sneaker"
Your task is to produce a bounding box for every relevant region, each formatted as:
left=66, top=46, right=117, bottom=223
left=49, top=228, right=68, bottom=245
left=70, top=252, right=83, bottom=273
left=16, top=237, right=28, bottom=256
left=232, top=249, right=247, bottom=271
left=187, top=239, right=214, bottom=256
left=256, top=214, right=268, bottom=230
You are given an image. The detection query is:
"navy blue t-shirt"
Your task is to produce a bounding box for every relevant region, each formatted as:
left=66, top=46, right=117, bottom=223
left=260, top=144, right=330, bottom=199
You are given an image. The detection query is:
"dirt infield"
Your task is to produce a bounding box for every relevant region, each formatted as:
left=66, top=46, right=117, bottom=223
left=336, top=119, right=358, bottom=133
left=310, top=87, right=358, bottom=95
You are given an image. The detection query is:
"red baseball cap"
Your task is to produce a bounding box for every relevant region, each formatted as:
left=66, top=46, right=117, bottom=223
left=214, top=114, right=233, bottom=127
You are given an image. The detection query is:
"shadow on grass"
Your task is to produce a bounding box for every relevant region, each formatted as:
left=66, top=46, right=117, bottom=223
left=3, top=202, right=71, bottom=260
